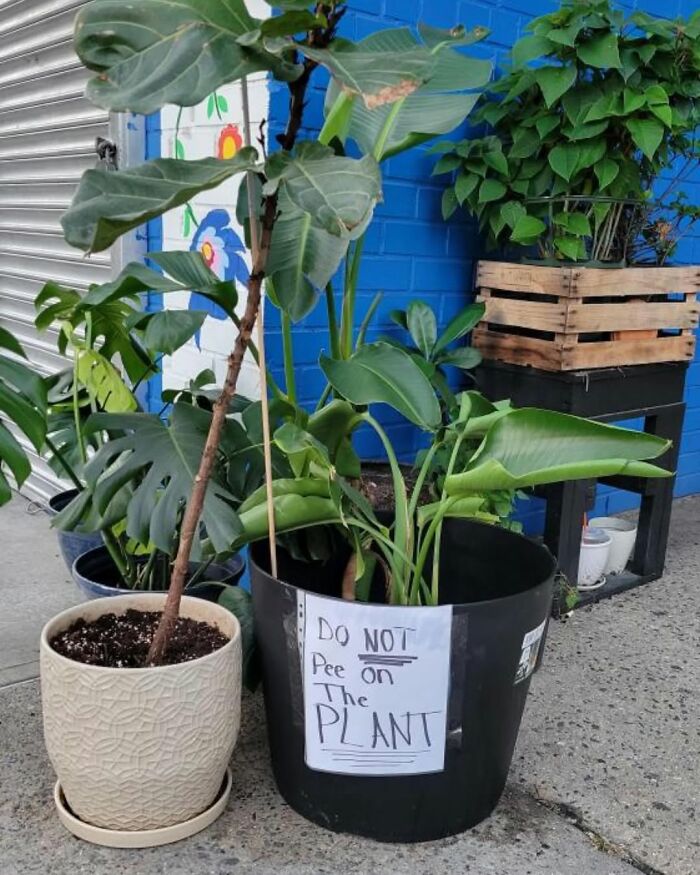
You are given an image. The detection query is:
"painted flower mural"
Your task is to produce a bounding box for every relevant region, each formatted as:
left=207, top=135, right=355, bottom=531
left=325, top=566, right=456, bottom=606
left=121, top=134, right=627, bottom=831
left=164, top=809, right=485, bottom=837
left=189, top=209, right=249, bottom=347
left=217, top=124, right=243, bottom=160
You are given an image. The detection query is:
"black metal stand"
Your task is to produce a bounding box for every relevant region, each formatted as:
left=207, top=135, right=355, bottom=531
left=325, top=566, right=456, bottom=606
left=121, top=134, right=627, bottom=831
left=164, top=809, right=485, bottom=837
left=476, top=361, right=688, bottom=614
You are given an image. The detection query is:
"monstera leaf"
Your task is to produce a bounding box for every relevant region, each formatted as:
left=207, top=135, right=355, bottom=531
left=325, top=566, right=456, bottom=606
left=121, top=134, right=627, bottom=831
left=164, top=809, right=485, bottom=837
left=62, top=150, right=257, bottom=252
left=0, top=329, right=47, bottom=504
left=75, top=0, right=302, bottom=115
left=445, top=409, right=672, bottom=494
left=64, top=403, right=248, bottom=555
left=322, top=25, right=491, bottom=159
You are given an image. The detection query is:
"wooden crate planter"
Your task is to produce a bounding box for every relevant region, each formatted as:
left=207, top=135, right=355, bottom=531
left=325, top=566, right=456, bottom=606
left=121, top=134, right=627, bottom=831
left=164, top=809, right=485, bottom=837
left=473, top=262, right=700, bottom=372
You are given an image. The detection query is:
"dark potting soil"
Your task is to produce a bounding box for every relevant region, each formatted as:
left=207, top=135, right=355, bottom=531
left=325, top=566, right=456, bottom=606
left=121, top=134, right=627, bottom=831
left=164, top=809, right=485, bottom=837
left=50, top=610, right=229, bottom=668
left=359, top=462, right=431, bottom=512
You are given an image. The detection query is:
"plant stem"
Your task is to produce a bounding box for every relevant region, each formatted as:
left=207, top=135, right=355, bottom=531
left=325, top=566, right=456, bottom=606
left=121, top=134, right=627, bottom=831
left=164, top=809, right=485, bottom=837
left=362, top=413, right=409, bottom=604
left=340, top=236, right=365, bottom=357
left=281, top=311, right=297, bottom=404
left=325, top=282, right=341, bottom=360
left=102, top=528, right=128, bottom=581
left=72, top=347, right=87, bottom=465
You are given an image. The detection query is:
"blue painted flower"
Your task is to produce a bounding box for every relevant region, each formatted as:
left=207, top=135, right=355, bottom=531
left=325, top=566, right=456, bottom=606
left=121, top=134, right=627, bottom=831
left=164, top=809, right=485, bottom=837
left=189, top=209, right=249, bottom=347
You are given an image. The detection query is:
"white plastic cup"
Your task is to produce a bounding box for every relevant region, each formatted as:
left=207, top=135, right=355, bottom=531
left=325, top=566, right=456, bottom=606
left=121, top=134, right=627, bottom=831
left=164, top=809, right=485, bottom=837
left=577, top=527, right=612, bottom=589
left=588, top=516, right=637, bottom=575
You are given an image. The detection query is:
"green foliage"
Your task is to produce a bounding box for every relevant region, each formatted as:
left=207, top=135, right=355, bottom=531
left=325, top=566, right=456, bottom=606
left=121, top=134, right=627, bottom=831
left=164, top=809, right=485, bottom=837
left=320, top=24, right=491, bottom=160
left=382, top=300, right=484, bottom=416
left=0, top=330, right=47, bottom=504
left=436, top=0, right=700, bottom=262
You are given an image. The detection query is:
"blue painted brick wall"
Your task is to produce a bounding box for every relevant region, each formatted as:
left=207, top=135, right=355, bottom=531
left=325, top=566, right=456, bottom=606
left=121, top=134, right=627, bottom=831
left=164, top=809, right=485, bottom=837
left=261, top=0, right=700, bottom=527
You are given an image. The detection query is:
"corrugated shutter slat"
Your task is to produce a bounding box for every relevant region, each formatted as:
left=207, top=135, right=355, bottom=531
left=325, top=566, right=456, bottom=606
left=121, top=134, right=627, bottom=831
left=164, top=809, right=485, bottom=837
left=0, top=0, right=112, bottom=502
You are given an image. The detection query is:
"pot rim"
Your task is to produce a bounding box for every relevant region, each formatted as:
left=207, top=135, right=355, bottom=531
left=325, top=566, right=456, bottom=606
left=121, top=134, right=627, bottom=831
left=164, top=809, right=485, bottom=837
left=40, top=593, right=240, bottom=675
left=72, top=544, right=246, bottom=588
left=250, top=522, right=556, bottom=612
left=588, top=516, right=637, bottom=533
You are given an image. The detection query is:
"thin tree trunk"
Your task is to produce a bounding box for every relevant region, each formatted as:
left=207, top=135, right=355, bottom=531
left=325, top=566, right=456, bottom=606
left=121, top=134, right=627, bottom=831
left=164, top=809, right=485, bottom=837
left=146, top=7, right=342, bottom=665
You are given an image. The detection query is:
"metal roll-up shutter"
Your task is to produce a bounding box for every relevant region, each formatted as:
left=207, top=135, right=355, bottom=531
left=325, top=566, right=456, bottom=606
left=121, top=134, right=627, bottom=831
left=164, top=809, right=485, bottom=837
left=0, top=0, right=114, bottom=502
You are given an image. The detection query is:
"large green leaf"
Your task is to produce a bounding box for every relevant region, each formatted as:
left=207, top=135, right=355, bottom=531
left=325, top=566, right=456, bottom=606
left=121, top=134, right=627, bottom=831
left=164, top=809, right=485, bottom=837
left=320, top=342, right=441, bottom=430
left=301, top=36, right=435, bottom=110
left=73, top=403, right=246, bottom=554
left=445, top=409, right=671, bottom=494
left=75, top=0, right=301, bottom=114
left=80, top=251, right=239, bottom=319
left=406, top=300, right=437, bottom=358
left=0, top=333, right=47, bottom=503
left=576, top=32, right=621, bottom=69
left=625, top=118, right=664, bottom=161
left=134, top=310, right=208, bottom=356
left=264, top=143, right=381, bottom=238
left=323, top=26, right=491, bottom=160
left=433, top=302, right=485, bottom=353
left=537, top=65, right=577, bottom=107
left=265, top=189, right=349, bottom=322
left=62, top=150, right=257, bottom=252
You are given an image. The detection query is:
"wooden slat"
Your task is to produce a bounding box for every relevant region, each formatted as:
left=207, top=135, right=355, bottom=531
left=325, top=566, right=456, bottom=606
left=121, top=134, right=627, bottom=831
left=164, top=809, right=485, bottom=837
left=473, top=327, right=565, bottom=371
left=568, top=299, right=700, bottom=332
left=476, top=261, right=570, bottom=296
left=572, top=266, right=700, bottom=296
left=562, top=336, right=695, bottom=370
left=480, top=295, right=568, bottom=332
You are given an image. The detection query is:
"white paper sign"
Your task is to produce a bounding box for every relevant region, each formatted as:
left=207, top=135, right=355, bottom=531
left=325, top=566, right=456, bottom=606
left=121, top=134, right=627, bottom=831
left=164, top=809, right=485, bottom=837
left=513, top=618, right=547, bottom=685
left=302, top=592, right=452, bottom=776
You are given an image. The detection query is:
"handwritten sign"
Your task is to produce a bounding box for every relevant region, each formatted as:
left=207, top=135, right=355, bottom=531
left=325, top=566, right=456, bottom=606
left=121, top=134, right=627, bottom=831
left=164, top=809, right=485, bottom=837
left=301, top=592, right=452, bottom=776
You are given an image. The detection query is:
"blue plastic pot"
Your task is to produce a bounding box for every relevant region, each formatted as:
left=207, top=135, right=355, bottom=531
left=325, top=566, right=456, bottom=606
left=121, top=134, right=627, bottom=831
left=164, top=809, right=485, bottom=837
left=71, top=545, right=245, bottom=601
left=47, top=489, right=103, bottom=572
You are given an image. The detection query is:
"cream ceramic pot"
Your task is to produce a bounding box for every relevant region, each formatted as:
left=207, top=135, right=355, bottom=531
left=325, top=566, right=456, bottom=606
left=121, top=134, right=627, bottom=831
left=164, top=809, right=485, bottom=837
left=40, top=593, right=241, bottom=831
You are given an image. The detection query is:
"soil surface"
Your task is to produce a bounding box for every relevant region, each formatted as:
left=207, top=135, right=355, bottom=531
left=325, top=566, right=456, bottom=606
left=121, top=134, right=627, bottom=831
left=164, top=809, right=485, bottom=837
left=359, top=462, right=431, bottom=511
left=50, top=610, right=229, bottom=668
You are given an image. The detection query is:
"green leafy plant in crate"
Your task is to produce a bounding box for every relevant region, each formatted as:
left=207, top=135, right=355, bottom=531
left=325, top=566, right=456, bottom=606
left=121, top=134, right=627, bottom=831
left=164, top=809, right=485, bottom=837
left=434, top=0, right=700, bottom=263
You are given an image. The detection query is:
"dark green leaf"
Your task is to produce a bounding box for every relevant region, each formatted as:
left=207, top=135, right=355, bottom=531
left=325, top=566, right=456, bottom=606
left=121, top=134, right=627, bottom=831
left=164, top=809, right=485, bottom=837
left=141, top=310, right=208, bottom=355
left=511, top=214, right=547, bottom=244
left=265, top=143, right=381, bottom=238
left=436, top=346, right=481, bottom=370
left=625, top=118, right=664, bottom=161
left=76, top=404, right=246, bottom=554
left=320, top=342, right=441, bottom=429
left=548, top=143, right=581, bottom=181
left=406, top=301, right=437, bottom=358
left=441, top=187, right=459, bottom=220
left=216, top=586, right=260, bottom=692
left=478, top=178, right=507, bottom=203
left=577, top=32, right=621, bottom=69
left=75, top=0, right=301, bottom=114
left=537, top=65, right=577, bottom=107
left=454, top=172, right=480, bottom=204
left=445, top=409, right=671, bottom=493
left=594, top=157, right=619, bottom=190
left=63, top=150, right=258, bottom=252
left=512, top=34, right=553, bottom=66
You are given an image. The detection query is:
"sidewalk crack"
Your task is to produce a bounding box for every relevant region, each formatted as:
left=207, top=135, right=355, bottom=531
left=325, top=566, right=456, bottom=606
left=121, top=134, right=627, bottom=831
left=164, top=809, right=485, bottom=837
left=531, top=794, right=668, bottom=875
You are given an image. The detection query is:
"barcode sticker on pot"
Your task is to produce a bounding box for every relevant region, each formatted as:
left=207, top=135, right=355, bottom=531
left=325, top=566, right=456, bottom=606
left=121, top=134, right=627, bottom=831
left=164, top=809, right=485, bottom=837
left=514, top=618, right=547, bottom=685
left=302, top=593, right=452, bottom=776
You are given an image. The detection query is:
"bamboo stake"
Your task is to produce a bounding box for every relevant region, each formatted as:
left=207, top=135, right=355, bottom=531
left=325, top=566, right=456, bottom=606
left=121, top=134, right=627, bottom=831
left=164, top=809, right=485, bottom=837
left=241, top=78, right=278, bottom=578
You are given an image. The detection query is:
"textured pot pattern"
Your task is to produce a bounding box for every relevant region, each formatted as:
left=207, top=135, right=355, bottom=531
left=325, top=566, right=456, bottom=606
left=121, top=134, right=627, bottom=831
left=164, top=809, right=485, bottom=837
left=40, top=594, right=241, bottom=831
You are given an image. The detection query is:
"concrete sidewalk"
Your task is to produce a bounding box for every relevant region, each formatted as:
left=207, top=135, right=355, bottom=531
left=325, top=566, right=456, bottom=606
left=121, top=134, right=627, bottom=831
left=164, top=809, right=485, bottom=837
left=1, top=494, right=698, bottom=874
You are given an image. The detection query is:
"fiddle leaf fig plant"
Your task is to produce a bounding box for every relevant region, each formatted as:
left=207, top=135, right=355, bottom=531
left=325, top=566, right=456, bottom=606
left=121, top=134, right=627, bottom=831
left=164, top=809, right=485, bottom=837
left=435, top=0, right=700, bottom=263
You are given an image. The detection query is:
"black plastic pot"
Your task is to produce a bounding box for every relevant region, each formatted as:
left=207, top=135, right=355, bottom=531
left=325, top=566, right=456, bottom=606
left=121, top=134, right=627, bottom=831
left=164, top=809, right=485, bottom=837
left=47, top=489, right=103, bottom=572
left=72, top=545, right=245, bottom=601
left=250, top=519, right=555, bottom=842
